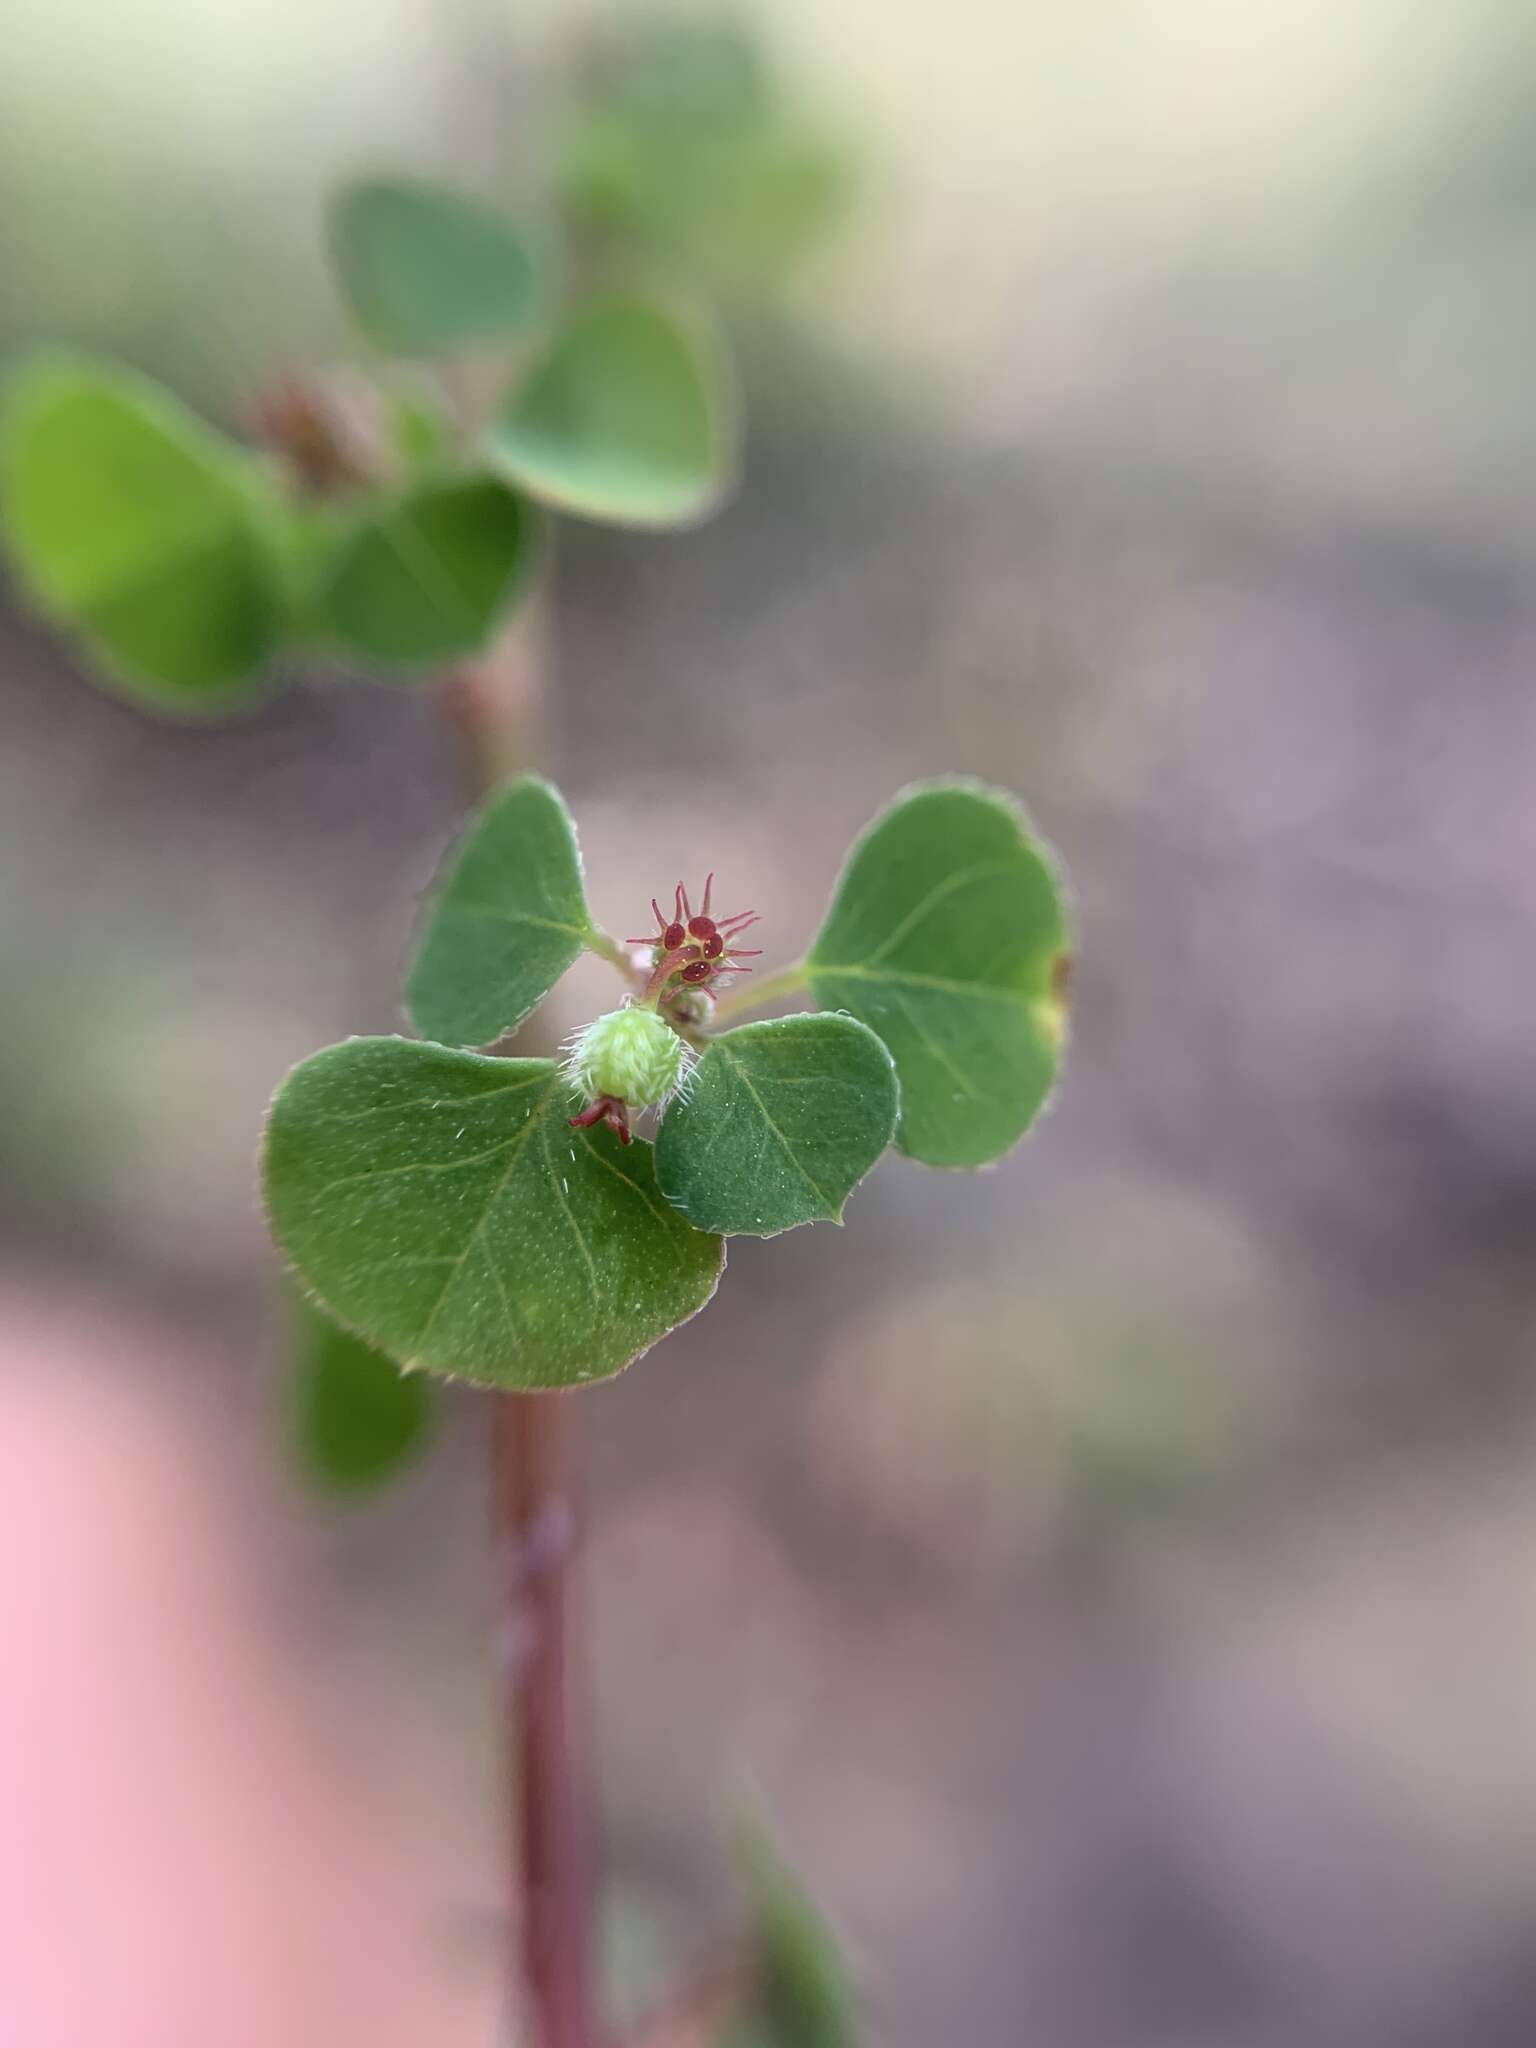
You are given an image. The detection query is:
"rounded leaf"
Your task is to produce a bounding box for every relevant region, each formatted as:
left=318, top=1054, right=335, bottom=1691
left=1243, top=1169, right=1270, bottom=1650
left=0, top=358, right=283, bottom=710
left=655, top=1014, right=897, bottom=1235
left=407, top=777, right=592, bottom=1048
left=807, top=781, right=1071, bottom=1169
left=487, top=296, right=736, bottom=528
left=263, top=1038, right=724, bottom=1391
left=316, top=474, right=535, bottom=667
left=288, top=1291, right=436, bottom=1494
left=330, top=178, right=551, bottom=356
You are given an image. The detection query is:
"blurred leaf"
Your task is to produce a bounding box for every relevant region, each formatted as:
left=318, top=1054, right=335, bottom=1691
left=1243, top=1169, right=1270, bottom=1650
left=263, top=1038, right=725, bottom=1390
left=487, top=297, right=735, bottom=528
left=808, top=782, right=1071, bottom=1169
left=655, top=1015, right=897, bottom=1235
left=725, top=1814, right=858, bottom=2048
left=268, top=495, right=351, bottom=635
left=564, top=121, right=848, bottom=285
left=330, top=178, right=551, bottom=356
left=288, top=1290, right=436, bottom=1494
left=597, top=18, right=773, bottom=134
left=0, top=357, right=283, bottom=710
left=388, top=388, right=453, bottom=474
left=407, top=776, right=591, bottom=1047
left=558, top=19, right=849, bottom=287
left=315, top=474, right=534, bottom=667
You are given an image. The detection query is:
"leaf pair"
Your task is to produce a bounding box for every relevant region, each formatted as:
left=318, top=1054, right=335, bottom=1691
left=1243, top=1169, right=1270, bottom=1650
left=335, top=182, right=736, bottom=524
left=0, top=180, right=735, bottom=713
left=263, top=778, right=1071, bottom=1391
left=268, top=779, right=724, bottom=1392
left=403, top=776, right=902, bottom=1237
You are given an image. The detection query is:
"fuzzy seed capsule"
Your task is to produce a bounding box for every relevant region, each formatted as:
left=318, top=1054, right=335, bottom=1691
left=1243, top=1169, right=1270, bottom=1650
left=562, top=1004, right=689, bottom=1111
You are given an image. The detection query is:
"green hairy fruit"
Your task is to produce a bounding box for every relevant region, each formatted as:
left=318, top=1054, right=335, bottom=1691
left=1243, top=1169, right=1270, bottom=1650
left=563, top=1003, right=691, bottom=1111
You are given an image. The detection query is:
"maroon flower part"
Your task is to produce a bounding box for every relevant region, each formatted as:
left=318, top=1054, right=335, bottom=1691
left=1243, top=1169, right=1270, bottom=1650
left=568, top=1095, right=633, bottom=1146
left=627, top=873, right=762, bottom=1014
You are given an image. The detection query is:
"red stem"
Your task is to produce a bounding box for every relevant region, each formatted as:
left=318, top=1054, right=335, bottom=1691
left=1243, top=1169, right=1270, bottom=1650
left=440, top=647, right=599, bottom=2048
left=492, top=1391, right=597, bottom=2048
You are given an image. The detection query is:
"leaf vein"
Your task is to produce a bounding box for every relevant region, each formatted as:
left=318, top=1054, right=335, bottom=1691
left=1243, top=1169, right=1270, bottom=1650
left=717, top=1043, right=833, bottom=1213
left=582, top=1138, right=678, bottom=1230
left=814, top=964, right=1032, bottom=1006
left=311, top=1129, right=526, bottom=1197
left=889, top=990, right=980, bottom=1100
left=437, top=903, right=587, bottom=936
left=853, top=859, right=1020, bottom=967
left=304, top=1075, right=547, bottom=1127
left=411, top=1076, right=558, bottom=1357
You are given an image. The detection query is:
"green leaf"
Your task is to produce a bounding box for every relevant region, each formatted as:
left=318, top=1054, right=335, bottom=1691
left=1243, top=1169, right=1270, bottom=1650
left=330, top=178, right=551, bottom=356
left=655, top=1015, right=896, bottom=1236
left=727, top=1814, right=858, bottom=2048
left=563, top=124, right=849, bottom=287
left=557, top=20, right=849, bottom=290
left=487, top=296, right=735, bottom=528
left=315, top=474, right=535, bottom=668
left=807, top=781, right=1071, bottom=1170
left=0, top=357, right=283, bottom=710
left=387, top=388, right=452, bottom=474
left=597, top=19, right=773, bottom=135
left=407, top=777, right=591, bottom=1048
left=287, top=1290, right=436, bottom=1494
left=263, top=1038, right=724, bottom=1391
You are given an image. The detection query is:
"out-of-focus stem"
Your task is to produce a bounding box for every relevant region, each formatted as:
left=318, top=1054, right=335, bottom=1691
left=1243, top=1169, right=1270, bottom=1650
left=438, top=610, right=599, bottom=2048
left=490, top=1389, right=596, bottom=2048
left=440, top=606, right=548, bottom=796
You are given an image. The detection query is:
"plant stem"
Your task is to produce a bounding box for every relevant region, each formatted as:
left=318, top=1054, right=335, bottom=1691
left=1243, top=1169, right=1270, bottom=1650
left=707, top=957, right=809, bottom=1027
left=492, top=1390, right=596, bottom=2048
left=439, top=628, right=599, bottom=2048
left=441, top=609, right=548, bottom=792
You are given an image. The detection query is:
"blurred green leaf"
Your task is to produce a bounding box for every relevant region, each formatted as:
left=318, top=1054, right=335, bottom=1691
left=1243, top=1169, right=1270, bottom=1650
left=315, top=474, right=534, bottom=667
left=808, top=782, right=1071, bottom=1169
left=487, top=296, right=735, bottom=528
left=597, top=18, right=773, bottom=134
left=330, top=178, right=551, bottom=356
left=263, top=1038, right=725, bottom=1390
left=268, top=495, right=351, bottom=635
left=558, top=19, right=849, bottom=287
left=564, top=121, right=848, bottom=284
left=407, top=776, right=591, bottom=1048
left=725, top=1814, right=858, bottom=2048
left=288, top=1290, right=436, bottom=1494
left=0, top=358, right=283, bottom=710
left=656, top=1015, right=897, bottom=1236
left=387, top=388, right=453, bottom=474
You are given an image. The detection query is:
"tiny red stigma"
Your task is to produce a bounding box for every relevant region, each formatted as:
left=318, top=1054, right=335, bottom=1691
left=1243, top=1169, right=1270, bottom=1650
left=568, top=1095, right=633, bottom=1144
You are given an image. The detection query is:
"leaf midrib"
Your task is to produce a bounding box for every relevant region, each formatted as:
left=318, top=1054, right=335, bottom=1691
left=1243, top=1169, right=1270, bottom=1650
left=436, top=900, right=588, bottom=937
left=716, top=1040, right=833, bottom=1215
left=410, top=1070, right=560, bottom=1361
left=809, top=962, right=1036, bottom=1006
left=853, top=858, right=1021, bottom=968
